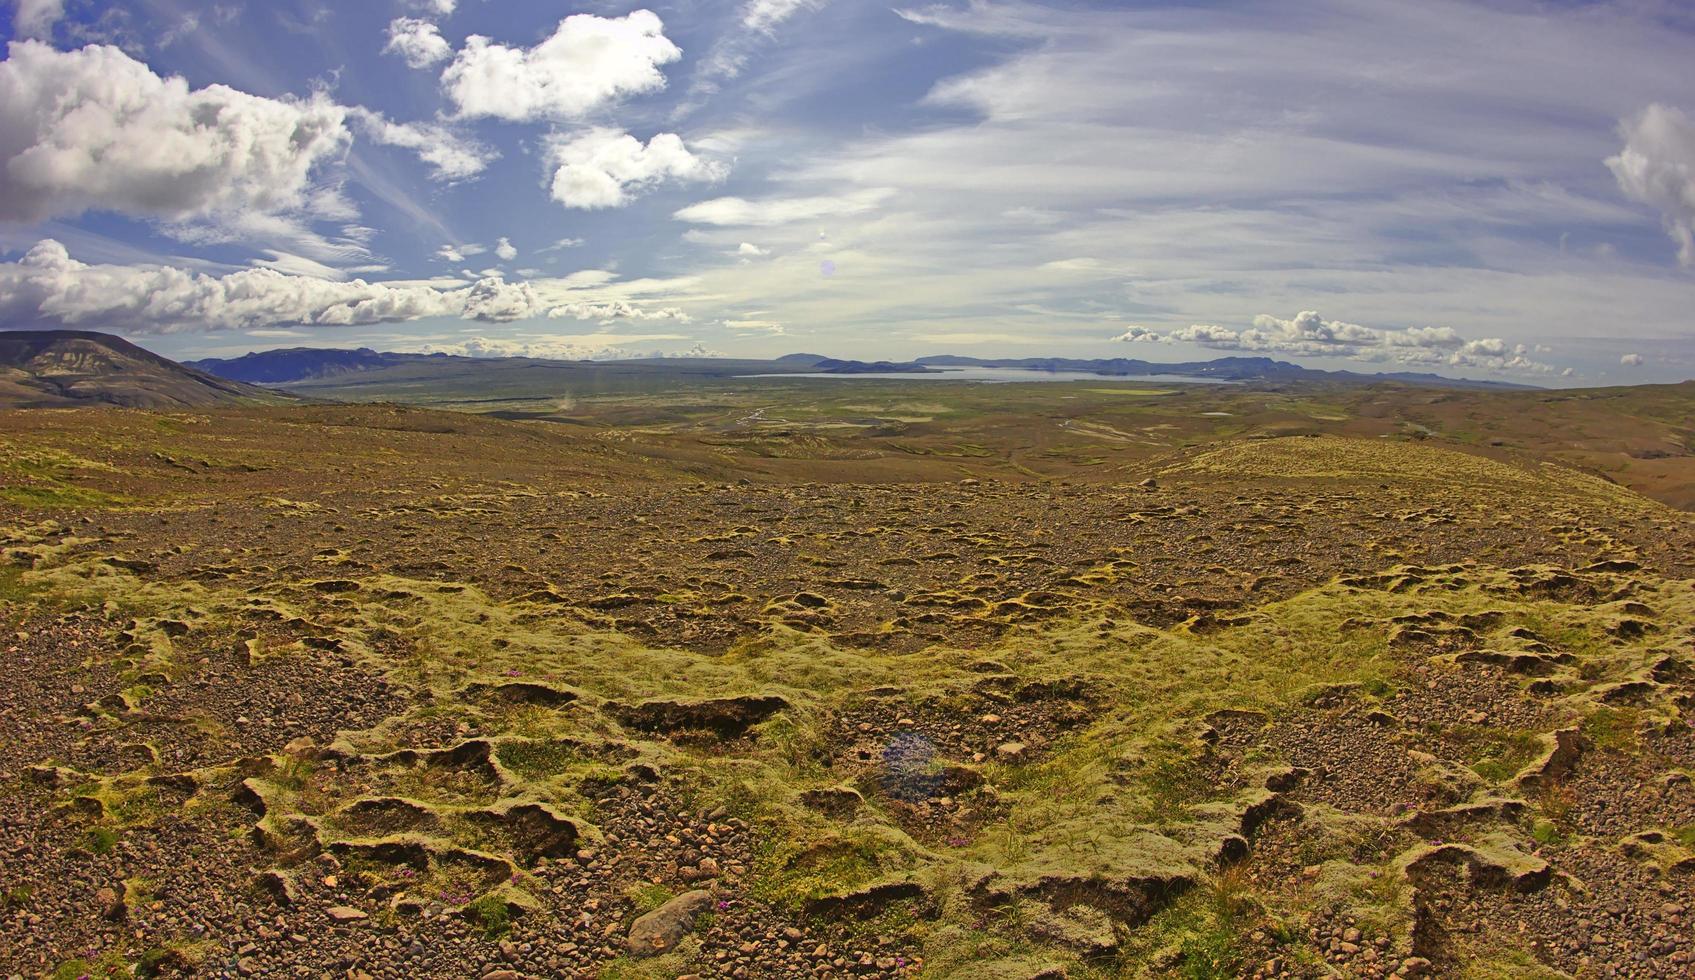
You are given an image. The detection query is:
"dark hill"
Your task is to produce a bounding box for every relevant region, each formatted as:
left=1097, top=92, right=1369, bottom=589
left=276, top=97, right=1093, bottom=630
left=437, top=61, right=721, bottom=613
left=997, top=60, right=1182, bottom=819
left=186, top=347, right=465, bottom=384
left=0, top=330, right=291, bottom=409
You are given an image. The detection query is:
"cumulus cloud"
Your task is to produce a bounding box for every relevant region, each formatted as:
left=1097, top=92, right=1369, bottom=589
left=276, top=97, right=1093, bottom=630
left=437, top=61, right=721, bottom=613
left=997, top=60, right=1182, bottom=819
left=0, top=41, right=350, bottom=225
left=495, top=237, right=518, bottom=261
left=441, top=11, right=681, bottom=122
left=547, top=129, right=725, bottom=210
left=349, top=109, right=495, bottom=182
left=384, top=18, right=452, bottom=69
left=459, top=277, right=541, bottom=321
left=1112, top=325, right=1164, bottom=343
left=549, top=300, right=692, bottom=323
left=1620, top=353, right=1645, bottom=366
left=410, top=0, right=456, bottom=16
left=673, top=189, right=891, bottom=226
left=1172, top=324, right=1245, bottom=346
left=737, top=242, right=769, bottom=257
left=1608, top=104, right=1695, bottom=266
left=1116, top=311, right=1557, bottom=375
left=0, top=240, right=561, bottom=332
left=10, top=0, right=63, bottom=39
left=0, top=239, right=447, bottom=331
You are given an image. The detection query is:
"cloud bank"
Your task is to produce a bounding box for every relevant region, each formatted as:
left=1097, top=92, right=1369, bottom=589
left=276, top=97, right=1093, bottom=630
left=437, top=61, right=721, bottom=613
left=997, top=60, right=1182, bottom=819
left=1117, top=311, right=1557, bottom=375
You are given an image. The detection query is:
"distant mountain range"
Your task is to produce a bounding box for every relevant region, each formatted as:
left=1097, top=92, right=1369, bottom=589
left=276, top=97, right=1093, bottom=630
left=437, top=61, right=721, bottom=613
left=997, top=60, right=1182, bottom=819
left=188, top=345, right=1534, bottom=389
left=0, top=332, right=1536, bottom=410
left=185, top=346, right=469, bottom=384
left=0, top=331, right=291, bottom=409
left=773, top=353, right=1534, bottom=389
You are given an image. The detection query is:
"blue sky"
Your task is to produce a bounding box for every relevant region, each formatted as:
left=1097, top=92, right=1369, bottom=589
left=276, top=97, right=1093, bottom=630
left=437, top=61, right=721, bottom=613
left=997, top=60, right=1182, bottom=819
left=0, top=0, right=1692, bottom=384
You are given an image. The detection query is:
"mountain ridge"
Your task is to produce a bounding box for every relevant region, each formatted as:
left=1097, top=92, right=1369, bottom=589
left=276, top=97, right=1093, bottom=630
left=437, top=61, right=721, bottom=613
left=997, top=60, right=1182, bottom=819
left=0, top=330, right=293, bottom=409
left=189, top=344, right=1535, bottom=390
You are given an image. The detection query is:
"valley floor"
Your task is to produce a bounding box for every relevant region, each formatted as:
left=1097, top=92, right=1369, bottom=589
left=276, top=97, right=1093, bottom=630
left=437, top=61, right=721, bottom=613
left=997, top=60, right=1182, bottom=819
left=1, top=402, right=1693, bottom=979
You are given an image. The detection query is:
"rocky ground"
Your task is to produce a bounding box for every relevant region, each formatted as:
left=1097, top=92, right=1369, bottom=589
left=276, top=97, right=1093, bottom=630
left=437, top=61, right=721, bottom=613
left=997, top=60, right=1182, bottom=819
left=1, top=402, right=1692, bottom=978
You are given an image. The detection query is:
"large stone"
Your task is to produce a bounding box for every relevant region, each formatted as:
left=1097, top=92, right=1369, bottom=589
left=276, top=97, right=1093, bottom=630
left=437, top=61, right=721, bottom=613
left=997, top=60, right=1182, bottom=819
left=626, top=890, right=714, bottom=957
left=995, top=741, right=1028, bottom=760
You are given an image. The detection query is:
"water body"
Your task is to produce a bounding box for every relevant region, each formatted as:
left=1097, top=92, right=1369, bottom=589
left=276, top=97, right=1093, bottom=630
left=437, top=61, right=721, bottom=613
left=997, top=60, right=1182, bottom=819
left=741, top=367, right=1238, bottom=384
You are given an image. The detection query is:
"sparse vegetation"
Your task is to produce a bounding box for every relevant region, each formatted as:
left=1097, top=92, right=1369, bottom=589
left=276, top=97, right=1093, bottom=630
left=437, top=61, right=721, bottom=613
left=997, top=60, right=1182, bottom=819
left=2, top=382, right=1692, bottom=977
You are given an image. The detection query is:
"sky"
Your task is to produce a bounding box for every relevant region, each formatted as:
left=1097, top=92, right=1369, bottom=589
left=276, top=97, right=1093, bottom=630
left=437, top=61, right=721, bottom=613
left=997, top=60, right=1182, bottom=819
left=0, top=0, right=1693, bottom=385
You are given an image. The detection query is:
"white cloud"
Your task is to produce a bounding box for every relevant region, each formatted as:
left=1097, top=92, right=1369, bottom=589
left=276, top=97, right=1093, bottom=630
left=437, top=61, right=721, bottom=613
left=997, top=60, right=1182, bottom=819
left=0, top=239, right=448, bottom=331
left=410, top=0, right=456, bottom=16
left=384, top=18, right=452, bottom=69
left=1169, top=323, right=1243, bottom=346
left=549, top=300, right=692, bottom=323
left=723, top=318, right=785, bottom=334
left=435, top=242, right=487, bottom=263
left=0, top=240, right=557, bottom=332
left=349, top=109, right=496, bottom=182
left=1620, top=353, right=1645, bottom=366
left=737, top=242, right=770, bottom=257
left=548, top=129, right=726, bottom=210
left=1113, top=325, right=1167, bottom=343
left=495, top=237, right=518, bottom=261
left=539, top=237, right=585, bottom=253
left=0, top=41, right=350, bottom=225
left=691, top=0, right=828, bottom=92
left=673, top=189, right=892, bottom=226
left=1607, top=104, right=1695, bottom=266
left=441, top=11, right=681, bottom=122
left=11, top=0, right=63, bottom=40
left=743, top=0, right=827, bottom=34
left=460, top=277, right=541, bottom=321
left=250, top=250, right=357, bottom=281
left=1116, top=311, right=1557, bottom=375
left=1247, top=311, right=1382, bottom=348
left=417, top=335, right=713, bottom=361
